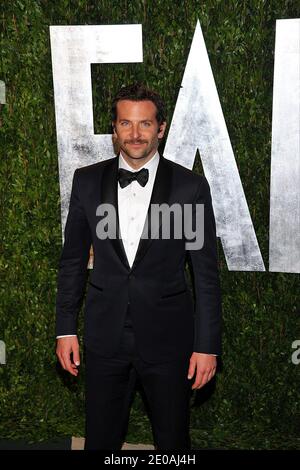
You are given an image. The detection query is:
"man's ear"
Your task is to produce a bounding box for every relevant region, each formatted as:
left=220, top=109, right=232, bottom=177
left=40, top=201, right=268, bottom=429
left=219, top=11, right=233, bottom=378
left=112, top=122, right=116, bottom=133
left=157, top=121, right=167, bottom=139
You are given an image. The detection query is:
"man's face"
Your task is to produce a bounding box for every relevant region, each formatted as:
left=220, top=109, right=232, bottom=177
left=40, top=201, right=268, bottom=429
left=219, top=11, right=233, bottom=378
left=113, top=100, right=166, bottom=163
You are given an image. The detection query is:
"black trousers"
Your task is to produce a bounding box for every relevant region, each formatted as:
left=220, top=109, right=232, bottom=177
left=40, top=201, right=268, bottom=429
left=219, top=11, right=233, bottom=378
left=84, top=308, right=192, bottom=450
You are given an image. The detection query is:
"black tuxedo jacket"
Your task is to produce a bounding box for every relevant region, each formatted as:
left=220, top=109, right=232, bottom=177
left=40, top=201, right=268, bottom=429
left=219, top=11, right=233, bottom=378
left=56, top=155, right=222, bottom=363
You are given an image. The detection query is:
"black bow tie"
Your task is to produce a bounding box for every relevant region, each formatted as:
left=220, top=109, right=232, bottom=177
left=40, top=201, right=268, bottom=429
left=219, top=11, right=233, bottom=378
left=118, top=168, right=149, bottom=188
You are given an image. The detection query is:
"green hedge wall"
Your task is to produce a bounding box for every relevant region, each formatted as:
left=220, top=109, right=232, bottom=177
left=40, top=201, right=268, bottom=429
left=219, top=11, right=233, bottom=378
left=1, top=0, right=299, bottom=449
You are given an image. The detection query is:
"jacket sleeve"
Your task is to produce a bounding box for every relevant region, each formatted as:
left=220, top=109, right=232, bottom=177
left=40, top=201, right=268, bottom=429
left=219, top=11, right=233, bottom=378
left=187, top=176, right=222, bottom=355
left=55, top=169, right=92, bottom=336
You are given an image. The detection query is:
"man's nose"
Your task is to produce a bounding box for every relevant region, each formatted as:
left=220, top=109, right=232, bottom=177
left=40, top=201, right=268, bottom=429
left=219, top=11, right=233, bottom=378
left=130, top=124, right=141, bottom=139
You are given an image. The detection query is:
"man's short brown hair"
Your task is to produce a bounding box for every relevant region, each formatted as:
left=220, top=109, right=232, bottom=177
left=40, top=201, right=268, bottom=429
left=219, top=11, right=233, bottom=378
left=111, top=83, right=166, bottom=125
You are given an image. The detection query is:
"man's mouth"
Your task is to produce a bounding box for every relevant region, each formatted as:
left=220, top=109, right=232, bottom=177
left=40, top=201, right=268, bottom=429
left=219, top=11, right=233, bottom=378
left=126, top=141, right=147, bottom=147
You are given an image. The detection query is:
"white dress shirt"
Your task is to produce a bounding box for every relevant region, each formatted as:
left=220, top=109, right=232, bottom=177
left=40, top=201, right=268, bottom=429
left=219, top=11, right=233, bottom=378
left=118, top=151, right=159, bottom=267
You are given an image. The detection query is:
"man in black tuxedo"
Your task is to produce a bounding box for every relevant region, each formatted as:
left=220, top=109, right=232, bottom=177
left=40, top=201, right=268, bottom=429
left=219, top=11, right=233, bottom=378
left=56, top=83, right=222, bottom=450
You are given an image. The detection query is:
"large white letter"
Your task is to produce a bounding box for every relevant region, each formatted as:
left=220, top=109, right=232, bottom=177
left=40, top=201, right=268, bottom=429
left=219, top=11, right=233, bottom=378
left=50, top=25, right=143, bottom=232
left=164, top=21, right=265, bottom=271
left=0, top=80, right=5, bottom=104
left=269, top=19, right=300, bottom=273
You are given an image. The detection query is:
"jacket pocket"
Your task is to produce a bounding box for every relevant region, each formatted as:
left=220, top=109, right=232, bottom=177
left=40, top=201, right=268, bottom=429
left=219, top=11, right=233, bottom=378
left=88, top=281, right=103, bottom=292
left=160, top=288, right=187, bottom=299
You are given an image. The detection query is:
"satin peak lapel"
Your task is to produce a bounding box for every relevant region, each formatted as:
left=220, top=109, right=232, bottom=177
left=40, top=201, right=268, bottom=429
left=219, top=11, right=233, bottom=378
left=100, top=156, right=129, bottom=269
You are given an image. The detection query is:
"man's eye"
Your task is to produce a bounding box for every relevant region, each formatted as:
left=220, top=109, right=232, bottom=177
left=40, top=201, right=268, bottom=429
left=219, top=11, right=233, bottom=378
left=121, top=121, right=129, bottom=126
left=142, top=122, right=151, bottom=127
